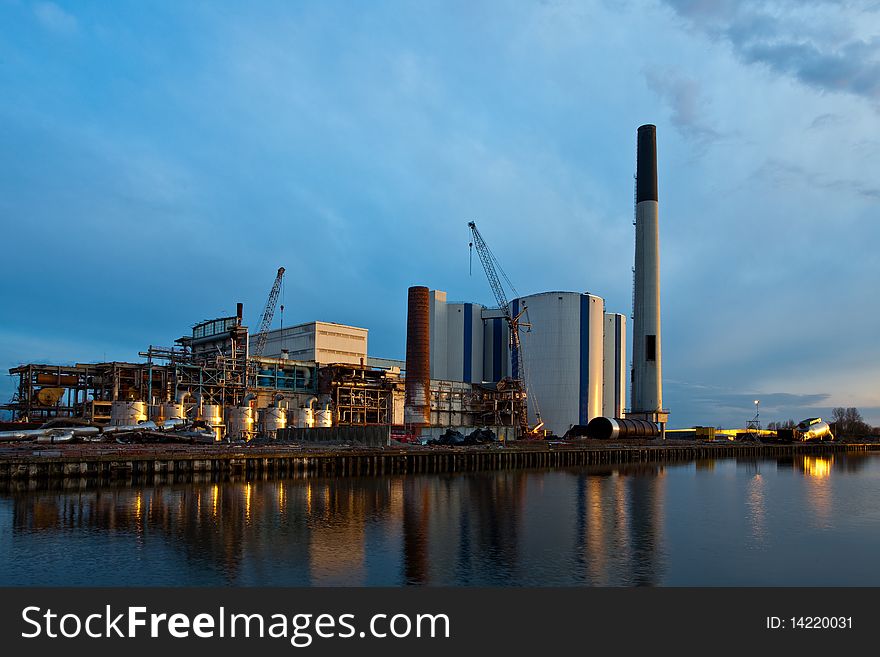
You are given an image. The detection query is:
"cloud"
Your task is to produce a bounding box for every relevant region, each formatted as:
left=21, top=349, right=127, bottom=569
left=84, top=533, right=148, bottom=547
left=665, top=379, right=834, bottom=427
left=662, top=0, right=880, bottom=102
left=32, top=1, right=77, bottom=35
left=644, top=69, right=721, bottom=142
left=751, top=157, right=880, bottom=201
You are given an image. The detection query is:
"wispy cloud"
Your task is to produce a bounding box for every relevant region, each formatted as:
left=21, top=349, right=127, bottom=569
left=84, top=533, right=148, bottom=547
left=643, top=69, right=721, bottom=143
left=32, top=1, right=77, bottom=35
left=662, top=0, right=880, bottom=102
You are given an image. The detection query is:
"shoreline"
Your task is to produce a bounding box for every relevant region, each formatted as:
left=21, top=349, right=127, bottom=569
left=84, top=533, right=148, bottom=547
left=1, top=440, right=876, bottom=487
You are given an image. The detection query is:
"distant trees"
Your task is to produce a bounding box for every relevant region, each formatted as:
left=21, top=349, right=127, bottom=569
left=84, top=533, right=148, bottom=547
left=831, top=407, right=873, bottom=436
left=767, top=408, right=874, bottom=437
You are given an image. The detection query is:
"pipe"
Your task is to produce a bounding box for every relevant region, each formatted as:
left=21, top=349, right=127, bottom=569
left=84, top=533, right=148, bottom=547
left=273, top=393, right=285, bottom=407
left=242, top=393, right=256, bottom=407
left=585, top=416, right=659, bottom=440
left=176, top=389, right=193, bottom=404
left=102, top=421, right=159, bottom=434
left=160, top=418, right=188, bottom=432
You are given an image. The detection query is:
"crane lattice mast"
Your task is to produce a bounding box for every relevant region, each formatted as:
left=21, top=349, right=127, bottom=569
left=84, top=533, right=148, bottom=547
left=467, top=222, right=540, bottom=434
left=252, top=267, right=286, bottom=361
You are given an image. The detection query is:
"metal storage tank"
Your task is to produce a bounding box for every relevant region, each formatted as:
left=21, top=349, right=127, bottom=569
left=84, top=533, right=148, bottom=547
left=226, top=406, right=255, bottom=441
left=315, top=406, right=333, bottom=428
left=162, top=402, right=185, bottom=420
left=201, top=404, right=224, bottom=441
left=510, top=291, right=605, bottom=437
left=110, top=401, right=148, bottom=426
left=259, top=407, right=287, bottom=439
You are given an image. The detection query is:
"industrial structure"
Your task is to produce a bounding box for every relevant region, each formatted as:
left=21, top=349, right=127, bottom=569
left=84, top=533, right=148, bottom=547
left=2, top=124, right=667, bottom=443
left=630, top=124, right=669, bottom=436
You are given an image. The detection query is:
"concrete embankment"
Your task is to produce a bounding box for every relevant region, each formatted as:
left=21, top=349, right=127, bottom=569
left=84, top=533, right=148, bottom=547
left=0, top=441, right=875, bottom=486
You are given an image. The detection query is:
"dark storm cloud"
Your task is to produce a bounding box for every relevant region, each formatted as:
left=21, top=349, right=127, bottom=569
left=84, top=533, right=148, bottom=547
left=663, top=0, right=880, bottom=101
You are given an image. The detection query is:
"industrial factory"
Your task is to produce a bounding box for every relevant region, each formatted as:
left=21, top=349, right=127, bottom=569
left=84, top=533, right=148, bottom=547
left=2, top=125, right=669, bottom=444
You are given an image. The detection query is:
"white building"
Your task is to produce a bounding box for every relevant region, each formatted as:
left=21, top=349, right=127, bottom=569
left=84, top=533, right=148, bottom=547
left=602, top=313, right=627, bottom=419
left=512, top=292, right=605, bottom=437
left=428, top=291, right=486, bottom=383
left=252, top=321, right=368, bottom=366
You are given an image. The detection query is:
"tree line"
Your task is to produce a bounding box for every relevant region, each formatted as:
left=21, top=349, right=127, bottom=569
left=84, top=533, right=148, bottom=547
left=767, top=407, right=877, bottom=437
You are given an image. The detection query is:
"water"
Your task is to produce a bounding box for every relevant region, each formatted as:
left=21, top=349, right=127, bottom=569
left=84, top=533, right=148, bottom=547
left=1, top=453, right=879, bottom=586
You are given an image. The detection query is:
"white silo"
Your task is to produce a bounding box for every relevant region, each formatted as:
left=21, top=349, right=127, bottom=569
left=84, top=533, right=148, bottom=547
left=510, top=291, right=605, bottom=437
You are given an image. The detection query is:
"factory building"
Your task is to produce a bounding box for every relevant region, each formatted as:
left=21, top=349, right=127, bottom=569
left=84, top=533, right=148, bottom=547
left=427, top=291, right=486, bottom=384
left=251, top=321, right=368, bottom=366
left=603, top=313, right=627, bottom=419
left=421, top=288, right=624, bottom=437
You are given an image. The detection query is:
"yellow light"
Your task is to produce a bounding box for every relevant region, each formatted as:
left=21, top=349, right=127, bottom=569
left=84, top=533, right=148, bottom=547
left=803, top=456, right=832, bottom=479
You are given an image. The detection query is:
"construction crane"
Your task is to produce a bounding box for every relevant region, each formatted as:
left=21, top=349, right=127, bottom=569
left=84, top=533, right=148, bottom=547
left=467, top=222, right=542, bottom=436
left=252, top=267, right=286, bottom=361
left=242, top=266, right=285, bottom=404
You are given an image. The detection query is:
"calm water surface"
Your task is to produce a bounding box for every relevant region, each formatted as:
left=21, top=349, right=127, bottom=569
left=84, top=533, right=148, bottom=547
left=2, top=453, right=879, bottom=586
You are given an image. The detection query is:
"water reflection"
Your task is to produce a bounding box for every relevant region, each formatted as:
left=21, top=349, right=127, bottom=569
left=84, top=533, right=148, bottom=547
left=1, top=453, right=878, bottom=586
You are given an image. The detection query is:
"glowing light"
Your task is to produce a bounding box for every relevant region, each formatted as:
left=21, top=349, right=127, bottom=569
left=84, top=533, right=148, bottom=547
left=245, top=483, right=252, bottom=522
left=803, top=456, right=833, bottom=479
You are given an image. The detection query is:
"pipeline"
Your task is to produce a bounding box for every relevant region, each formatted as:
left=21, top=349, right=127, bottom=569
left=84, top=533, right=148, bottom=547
left=586, top=417, right=660, bottom=440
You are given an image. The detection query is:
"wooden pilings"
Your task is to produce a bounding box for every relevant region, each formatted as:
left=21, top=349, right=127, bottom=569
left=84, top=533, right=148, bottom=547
left=0, top=442, right=875, bottom=485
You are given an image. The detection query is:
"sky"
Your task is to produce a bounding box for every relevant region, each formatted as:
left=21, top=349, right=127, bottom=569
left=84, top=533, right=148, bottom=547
left=1, top=0, right=878, bottom=429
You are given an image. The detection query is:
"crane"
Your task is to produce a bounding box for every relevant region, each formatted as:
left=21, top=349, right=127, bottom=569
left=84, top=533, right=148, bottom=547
left=467, top=221, right=542, bottom=436
left=252, top=267, right=286, bottom=361
left=242, top=267, right=285, bottom=405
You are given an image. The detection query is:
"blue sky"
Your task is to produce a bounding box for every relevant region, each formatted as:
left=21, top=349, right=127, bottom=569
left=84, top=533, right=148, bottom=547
left=1, top=0, right=878, bottom=428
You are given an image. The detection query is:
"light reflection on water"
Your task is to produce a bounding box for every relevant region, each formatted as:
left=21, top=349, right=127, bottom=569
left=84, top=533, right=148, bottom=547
left=0, top=453, right=878, bottom=586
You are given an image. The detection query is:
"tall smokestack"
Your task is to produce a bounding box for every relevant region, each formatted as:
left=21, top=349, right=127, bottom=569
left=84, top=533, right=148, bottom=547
left=631, top=125, right=667, bottom=433
left=405, top=286, right=431, bottom=427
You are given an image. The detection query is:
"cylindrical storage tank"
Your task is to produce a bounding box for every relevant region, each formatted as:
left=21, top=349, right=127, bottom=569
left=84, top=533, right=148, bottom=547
left=201, top=403, right=224, bottom=441
left=315, top=406, right=333, bottom=428
left=510, top=291, right=605, bottom=437
left=225, top=406, right=255, bottom=441
left=259, top=407, right=287, bottom=438
left=110, top=401, right=148, bottom=426
left=405, top=286, right=431, bottom=426
left=162, top=403, right=185, bottom=420
left=586, top=416, right=659, bottom=440
left=300, top=407, right=315, bottom=428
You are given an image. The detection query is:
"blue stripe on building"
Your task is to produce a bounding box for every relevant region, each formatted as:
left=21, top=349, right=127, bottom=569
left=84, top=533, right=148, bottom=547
left=463, top=303, right=473, bottom=382
left=579, top=295, right=590, bottom=425
left=511, top=298, right=519, bottom=380
left=492, top=318, right=502, bottom=382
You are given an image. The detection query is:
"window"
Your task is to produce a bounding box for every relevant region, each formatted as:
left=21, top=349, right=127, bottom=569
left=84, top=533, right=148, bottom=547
left=646, top=335, right=656, bottom=361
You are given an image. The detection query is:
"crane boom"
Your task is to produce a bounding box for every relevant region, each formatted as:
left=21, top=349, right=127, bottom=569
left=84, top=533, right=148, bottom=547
left=467, top=222, right=512, bottom=323
left=467, top=222, right=540, bottom=435
left=252, top=267, right=286, bottom=361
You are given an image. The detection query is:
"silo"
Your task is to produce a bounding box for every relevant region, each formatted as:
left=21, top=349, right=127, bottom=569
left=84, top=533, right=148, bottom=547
left=603, top=313, right=627, bottom=419
left=510, top=291, right=604, bottom=436
left=405, top=286, right=431, bottom=426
